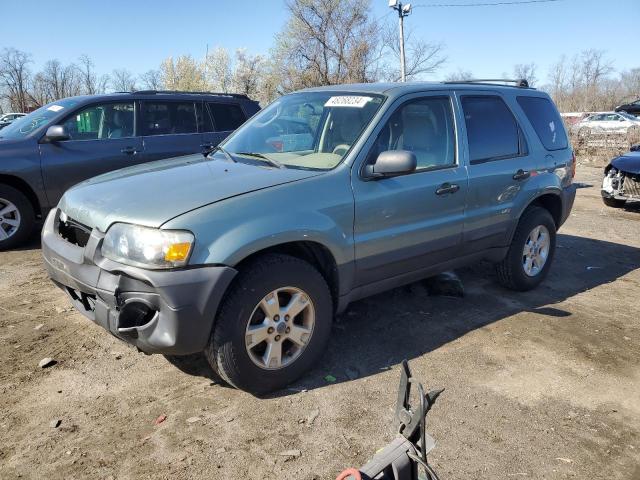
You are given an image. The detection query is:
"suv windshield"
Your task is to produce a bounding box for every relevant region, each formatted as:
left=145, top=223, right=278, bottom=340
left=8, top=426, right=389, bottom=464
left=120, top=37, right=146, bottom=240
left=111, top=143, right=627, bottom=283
left=218, top=92, right=384, bottom=170
left=0, top=98, right=81, bottom=140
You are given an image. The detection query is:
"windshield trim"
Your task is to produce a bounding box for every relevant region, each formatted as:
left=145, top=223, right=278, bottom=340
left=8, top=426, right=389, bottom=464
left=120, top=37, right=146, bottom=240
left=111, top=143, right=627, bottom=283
left=218, top=91, right=387, bottom=172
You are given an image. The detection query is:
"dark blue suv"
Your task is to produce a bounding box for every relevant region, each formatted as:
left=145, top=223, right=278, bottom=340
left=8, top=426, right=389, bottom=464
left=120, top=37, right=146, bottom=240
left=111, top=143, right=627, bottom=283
left=0, top=91, right=260, bottom=249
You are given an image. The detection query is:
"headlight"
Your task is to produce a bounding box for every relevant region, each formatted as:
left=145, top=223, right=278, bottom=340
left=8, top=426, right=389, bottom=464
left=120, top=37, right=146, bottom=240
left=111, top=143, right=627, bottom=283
left=101, top=223, right=194, bottom=269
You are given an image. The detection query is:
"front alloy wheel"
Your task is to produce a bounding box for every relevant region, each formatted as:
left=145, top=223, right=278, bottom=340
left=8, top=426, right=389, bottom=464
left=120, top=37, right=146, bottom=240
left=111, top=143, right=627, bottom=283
left=206, top=253, right=332, bottom=395
left=245, top=287, right=315, bottom=370
left=0, top=185, right=35, bottom=250
left=0, top=198, right=21, bottom=241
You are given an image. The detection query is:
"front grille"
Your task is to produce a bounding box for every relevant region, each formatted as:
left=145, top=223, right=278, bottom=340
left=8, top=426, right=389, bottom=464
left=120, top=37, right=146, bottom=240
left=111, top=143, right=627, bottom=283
left=57, top=213, right=92, bottom=247
left=623, top=174, right=640, bottom=198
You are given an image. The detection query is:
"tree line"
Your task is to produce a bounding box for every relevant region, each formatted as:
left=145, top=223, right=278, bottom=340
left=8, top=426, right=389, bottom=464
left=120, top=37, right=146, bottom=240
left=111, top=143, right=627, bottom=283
left=1, top=0, right=638, bottom=114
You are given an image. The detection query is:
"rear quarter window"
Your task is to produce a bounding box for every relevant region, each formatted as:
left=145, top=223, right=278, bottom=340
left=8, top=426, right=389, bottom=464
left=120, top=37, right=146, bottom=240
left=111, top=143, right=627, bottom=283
left=517, top=96, right=568, bottom=151
left=208, top=102, right=246, bottom=131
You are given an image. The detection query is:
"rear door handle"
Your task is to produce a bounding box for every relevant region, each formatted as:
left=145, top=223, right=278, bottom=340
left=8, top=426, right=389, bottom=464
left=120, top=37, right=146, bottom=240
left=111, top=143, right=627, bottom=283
left=435, top=183, right=460, bottom=195
left=512, top=169, right=530, bottom=181
left=121, top=146, right=138, bottom=155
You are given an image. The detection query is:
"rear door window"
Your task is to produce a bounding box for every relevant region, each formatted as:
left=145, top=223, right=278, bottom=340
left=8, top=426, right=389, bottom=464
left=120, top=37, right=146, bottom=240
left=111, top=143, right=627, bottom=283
left=141, top=101, right=198, bottom=136
left=62, top=102, right=135, bottom=140
left=517, top=96, right=568, bottom=151
left=208, top=102, right=246, bottom=131
left=461, top=96, right=522, bottom=163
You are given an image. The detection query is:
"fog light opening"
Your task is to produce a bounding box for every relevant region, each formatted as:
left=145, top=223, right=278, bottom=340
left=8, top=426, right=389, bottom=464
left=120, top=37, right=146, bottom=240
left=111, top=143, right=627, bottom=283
left=118, top=301, right=157, bottom=330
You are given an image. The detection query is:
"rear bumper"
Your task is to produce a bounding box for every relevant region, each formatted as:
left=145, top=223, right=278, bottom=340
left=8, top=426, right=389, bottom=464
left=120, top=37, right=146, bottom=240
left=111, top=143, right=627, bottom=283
left=559, top=184, right=577, bottom=227
left=41, top=209, right=236, bottom=355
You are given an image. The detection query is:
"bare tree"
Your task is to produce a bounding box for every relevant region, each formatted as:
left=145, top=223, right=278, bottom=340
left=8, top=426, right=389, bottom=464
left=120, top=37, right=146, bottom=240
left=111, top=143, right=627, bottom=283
left=545, top=50, right=617, bottom=112
left=233, top=49, right=264, bottom=97
left=159, top=55, right=206, bottom=91
left=97, top=73, right=111, bottom=94
left=381, top=24, right=446, bottom=81
left=444, top=69, right=474, bottom=81
left=111, top=68, right=136, bottom=92
left=272, top=0, right=383, bottom=90
left=34, top=59, right=81, bottom=104
left=205, top=47, right=233, bottom=93
left=0, top=48, right=33, bottom=112
left=139, top=69, right=162, bottom=90
left=513, top=63, right=537, bottom=86
left=78, top=54, right=104, bottom=94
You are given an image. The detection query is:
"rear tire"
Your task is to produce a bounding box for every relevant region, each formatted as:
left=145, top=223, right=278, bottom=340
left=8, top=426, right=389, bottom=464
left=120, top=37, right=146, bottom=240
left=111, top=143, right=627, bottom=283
left=205, top=254, right=333, bottom=395
left=0, top=184, right=35, bottom=251
left=495, top=206, right=556, bottom=291
left=602, top=196, right=626, bottom=208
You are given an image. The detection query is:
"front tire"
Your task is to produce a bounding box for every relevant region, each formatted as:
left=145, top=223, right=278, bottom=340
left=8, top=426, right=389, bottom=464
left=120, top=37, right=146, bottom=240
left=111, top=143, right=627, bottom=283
left=205, top=254, right=333, bottom=395
left=496, top=206, right=556, bottom=291
left=0, top=184, right=35, bottom=250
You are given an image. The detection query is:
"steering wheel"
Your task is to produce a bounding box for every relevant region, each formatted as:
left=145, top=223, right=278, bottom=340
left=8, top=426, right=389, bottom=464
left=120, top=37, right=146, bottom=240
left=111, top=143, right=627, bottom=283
left=332, top=144, right=351, bottom=156
left=254, top=103, right=282, bottom=128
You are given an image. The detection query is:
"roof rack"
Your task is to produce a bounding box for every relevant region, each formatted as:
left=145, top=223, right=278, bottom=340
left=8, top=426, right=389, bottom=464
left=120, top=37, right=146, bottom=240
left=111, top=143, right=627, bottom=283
left=443, top=78, right=530, bottom=88
left=133, top=90, right=251, bottom=99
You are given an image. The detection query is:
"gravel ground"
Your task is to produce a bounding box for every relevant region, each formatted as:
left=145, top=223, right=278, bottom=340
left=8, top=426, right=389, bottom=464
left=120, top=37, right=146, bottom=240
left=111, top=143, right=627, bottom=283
left=0, top=165, right=638, bottom=479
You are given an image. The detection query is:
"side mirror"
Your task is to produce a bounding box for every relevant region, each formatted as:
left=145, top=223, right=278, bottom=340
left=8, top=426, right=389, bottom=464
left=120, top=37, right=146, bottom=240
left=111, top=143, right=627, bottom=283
left=364, top=150, right=417, bottom=179
left=42, top=125, right=70, bottom=143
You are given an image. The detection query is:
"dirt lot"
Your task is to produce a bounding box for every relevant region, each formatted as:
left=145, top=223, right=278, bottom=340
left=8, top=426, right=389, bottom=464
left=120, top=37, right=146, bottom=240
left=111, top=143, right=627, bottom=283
left=1, top=165, right=639, bottom=480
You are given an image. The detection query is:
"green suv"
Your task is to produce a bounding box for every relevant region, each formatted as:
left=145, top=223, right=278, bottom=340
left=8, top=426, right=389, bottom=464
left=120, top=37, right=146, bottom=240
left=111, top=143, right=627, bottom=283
left=42, top=81, right=576, bottom=394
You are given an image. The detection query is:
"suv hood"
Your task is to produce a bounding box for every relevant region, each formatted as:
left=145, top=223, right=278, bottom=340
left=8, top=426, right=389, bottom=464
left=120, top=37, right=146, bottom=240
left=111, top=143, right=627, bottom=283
left=59, top=154, right=324, bottom=232
left=611, top=151, right=640, bottom=175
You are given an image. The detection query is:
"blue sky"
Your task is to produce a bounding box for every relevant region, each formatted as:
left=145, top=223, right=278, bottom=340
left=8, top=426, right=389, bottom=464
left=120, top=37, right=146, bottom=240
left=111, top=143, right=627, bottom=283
left=1, top=0, right=637, bottom=85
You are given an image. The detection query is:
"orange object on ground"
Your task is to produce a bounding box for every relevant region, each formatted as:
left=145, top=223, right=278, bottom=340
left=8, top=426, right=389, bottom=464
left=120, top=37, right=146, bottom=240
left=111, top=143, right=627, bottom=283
left=336, top=468, right=362, bottom=480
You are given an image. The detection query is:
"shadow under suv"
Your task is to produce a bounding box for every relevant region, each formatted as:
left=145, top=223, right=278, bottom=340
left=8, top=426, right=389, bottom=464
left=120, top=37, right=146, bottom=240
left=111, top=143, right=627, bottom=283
left=42, top=80, right=576, bottom=394
left=0, top=91, right=260, bottom=249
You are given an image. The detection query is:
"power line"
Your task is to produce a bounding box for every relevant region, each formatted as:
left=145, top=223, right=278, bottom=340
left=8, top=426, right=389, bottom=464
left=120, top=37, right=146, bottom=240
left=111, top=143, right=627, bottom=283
left=413, top=0, right=564, bottom=8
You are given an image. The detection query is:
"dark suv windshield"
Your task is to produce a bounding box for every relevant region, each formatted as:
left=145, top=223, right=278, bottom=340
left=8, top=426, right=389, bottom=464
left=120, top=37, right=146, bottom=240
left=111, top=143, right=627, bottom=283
left=0, top=98, right=81, bottom=140
left=219, top=92, right=384, bottom=170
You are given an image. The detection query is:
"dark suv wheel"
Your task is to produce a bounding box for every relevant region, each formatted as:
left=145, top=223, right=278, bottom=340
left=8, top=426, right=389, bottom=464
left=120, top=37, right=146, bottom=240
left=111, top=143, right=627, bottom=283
left=0, top=184, right=35, bottom=250
left=205, top=253, right=333, bottom=395
left=495, top=206, right=556, bottom=291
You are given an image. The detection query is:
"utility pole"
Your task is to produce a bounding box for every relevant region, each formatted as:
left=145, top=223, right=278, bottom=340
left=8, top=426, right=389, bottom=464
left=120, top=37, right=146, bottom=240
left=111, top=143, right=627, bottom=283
left=389, top=0, right=412, bottom=82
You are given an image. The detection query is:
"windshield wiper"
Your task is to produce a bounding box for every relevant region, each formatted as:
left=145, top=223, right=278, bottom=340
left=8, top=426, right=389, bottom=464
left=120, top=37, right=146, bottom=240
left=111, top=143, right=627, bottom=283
left=210, top=145, right=237, bottom=163
left=236, top=152, right=284, bottom=169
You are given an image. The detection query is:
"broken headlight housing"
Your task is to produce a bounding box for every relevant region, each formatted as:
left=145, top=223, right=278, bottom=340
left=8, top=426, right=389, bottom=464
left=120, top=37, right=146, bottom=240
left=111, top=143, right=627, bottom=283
left=101, top=223, right=194, bottom=269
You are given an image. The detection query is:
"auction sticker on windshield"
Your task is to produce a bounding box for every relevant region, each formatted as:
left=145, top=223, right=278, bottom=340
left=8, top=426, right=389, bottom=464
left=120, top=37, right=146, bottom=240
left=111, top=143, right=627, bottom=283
left=325, top=96, right=373, bottom=108
left=47, top=105, right=65, bottom=112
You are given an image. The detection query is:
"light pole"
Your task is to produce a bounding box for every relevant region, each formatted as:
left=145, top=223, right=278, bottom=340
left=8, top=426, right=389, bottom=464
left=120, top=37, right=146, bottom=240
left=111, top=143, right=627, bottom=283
left=389, top=0, right=412, bottom=82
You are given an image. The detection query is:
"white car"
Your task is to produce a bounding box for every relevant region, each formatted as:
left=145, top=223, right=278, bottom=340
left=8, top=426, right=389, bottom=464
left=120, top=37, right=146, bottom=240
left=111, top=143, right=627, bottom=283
left=572, top=111, right=640, bottom=136
left=0, top=112, right=26, bottom=129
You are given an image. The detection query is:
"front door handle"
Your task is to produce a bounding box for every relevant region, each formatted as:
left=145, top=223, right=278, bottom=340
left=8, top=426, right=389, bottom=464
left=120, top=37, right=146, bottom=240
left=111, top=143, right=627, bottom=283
left=435, top=183, right=460, bottom=195
left=121, top=146, right=138, bottom=155
left=513, top=169, right=530, bottom=181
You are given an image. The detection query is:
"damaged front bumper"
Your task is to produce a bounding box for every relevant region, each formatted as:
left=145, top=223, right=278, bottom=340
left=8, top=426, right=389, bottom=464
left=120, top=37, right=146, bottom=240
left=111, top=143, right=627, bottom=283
left=41, top=209, right=237, bottom=355
left=602, top=168, right=640, bottom=201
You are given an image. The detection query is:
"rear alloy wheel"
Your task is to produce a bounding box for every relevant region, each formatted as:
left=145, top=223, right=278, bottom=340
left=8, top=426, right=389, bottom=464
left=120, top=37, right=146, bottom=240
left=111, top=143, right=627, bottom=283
left=0, top=185, right=35, bottom=250
left=522, top=225, right=551, bottom=277
left=495, top=206, right=556, bottom=291
left=205, top=254, right=332, bottom=395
